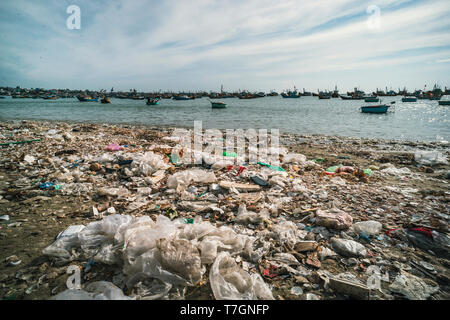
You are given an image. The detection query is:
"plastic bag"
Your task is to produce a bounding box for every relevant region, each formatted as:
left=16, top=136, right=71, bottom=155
left=235, top=204, right=270, bottom=225
left=79, top=214, right=133, bottom=256
left=155, top=238, right=205, bottom=285
left=123, top=215, right=176, bottom=261
left=353, top=221, right=382, bottom=236
left=283, top=153, right=307, bottom=164
left=126, top=273, right=172, bottom=300
left=98, top=187, right=130, bottom=198
left=135, top=152, right=170, bottom=176
left=209, top=252, right=273, bottom=300
left=52, top=281, right=132, bottom=300
left=330, top=238, right=367, bottom=257
left=43, top=225, right=85, bottom=260
left=414, top=151, right=448, bottom=166
left=167, top=169, right=216, bottom=192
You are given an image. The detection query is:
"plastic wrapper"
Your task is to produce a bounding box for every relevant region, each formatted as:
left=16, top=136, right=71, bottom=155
left=209, top=252, right=274, bottom=300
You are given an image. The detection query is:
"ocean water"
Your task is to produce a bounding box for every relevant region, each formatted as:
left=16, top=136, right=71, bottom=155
left=0, top=96, right=448, bottom=142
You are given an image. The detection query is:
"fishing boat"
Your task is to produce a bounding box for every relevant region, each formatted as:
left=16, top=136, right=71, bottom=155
left=364, top=96, right=379, bottom=102
left=281, top=90, right=301, bottom=98
left=0, top=96, right=6, bottom=99
left=42, top=96, right=58, bottom=100
left=210, top=100, right=226, bottom=109
left=340, top=94, right=364, bottom=100
left=77, top=95, right=98, bottom=102
left=101, top=96, right=111, bottom=104
left=132, top=96, right=145, bottom=100
left=401, top=96, right=417, bottom=102
left=438, top=100, right=450, bottom=105
left=361, top=104, right=390, bottom=113
left=146, top=98, right=159, bottom=105
left=173, top=95, right=191, bottom=100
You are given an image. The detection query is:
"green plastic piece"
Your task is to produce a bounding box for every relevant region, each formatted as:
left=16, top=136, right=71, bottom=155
left=257, top=162, right=285, bottom=172
left=223, top=151, right=237, bottom=158
left=363, top=169, right=373, bottom=176
left=312, top=158, right=325, bottom=163
left=326, top=165, right=342, bottom=173
left=185, top=218, right=194, bottom=224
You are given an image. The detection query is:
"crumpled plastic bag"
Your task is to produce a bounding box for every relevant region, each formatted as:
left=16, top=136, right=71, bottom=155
left=133, top=151, right=170, bottom=176
left=282, top=153, right=307, bottom=164
left=167, top=169, right=216, bottom=192
left=79, top=214, right=133, bottom=256
left=209, top=252, right=274, bottom=300
left=235, top=204, right=270, bottom=225
left=271, top=220, right=307, bottom=245
left=389, top=271, right=439, bottom=300
left=43, top=225, right=85, bottom=260
left=414, top=151, right=448, bottom=166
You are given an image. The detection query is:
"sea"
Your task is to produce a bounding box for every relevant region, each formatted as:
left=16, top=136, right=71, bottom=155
left=0, top=95, right=448, bottom=142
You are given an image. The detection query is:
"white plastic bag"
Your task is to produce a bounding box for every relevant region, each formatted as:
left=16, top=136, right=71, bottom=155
left=43, top=225, right=85, bottom=260
left=209, top=252, right=273, bottom=300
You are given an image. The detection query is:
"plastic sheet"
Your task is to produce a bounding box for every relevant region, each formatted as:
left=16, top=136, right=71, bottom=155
left=209, top=252, right=273, bottom=300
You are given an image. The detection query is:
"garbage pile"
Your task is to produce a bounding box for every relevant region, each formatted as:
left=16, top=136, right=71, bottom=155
left=0, top=120, right=449, bottom=300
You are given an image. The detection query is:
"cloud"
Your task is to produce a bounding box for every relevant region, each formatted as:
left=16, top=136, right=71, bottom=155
left=0, top=0, right=449, bottom=91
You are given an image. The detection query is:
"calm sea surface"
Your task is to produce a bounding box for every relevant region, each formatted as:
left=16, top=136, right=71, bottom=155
left=0, top=96, right=448, bottom=142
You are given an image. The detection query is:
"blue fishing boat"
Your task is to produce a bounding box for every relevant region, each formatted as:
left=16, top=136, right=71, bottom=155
left=402, top=96, right=417, bottom=102
left=361, top=104, right=390, bottom=113
left=146, top=98, right=159, bottom=105
left=281, top=90, right=301, bottom=98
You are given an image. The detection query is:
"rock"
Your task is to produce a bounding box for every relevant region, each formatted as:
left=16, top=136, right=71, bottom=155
left=330, top=238, right=367, bottom=257
left=294, top=241, right=318, bottom=252
left=353, top=221, right=382, bottom=236
left=89, top=163, right=102, bottom=171
left=315, top=208, right=353, bottom=230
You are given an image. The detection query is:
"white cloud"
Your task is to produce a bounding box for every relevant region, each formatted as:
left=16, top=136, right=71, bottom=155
left=1, top=0, right=449, bottom=91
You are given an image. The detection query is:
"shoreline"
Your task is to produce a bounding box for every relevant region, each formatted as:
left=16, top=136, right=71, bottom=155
left=2, top=118, right=449, bottom=151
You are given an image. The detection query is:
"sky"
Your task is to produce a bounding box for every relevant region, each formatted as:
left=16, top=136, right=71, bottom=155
left=0, top=0, right=449, bottom=93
